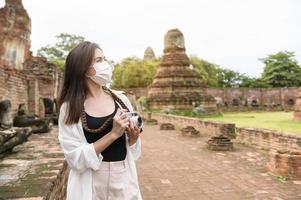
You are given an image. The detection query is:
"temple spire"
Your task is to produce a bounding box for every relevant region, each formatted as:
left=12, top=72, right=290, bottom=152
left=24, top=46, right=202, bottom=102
left=147, top=28, right=217, bottom=112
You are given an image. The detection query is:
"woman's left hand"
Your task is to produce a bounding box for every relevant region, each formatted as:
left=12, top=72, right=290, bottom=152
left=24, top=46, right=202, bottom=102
left=126, top=120, right=140, bottom=146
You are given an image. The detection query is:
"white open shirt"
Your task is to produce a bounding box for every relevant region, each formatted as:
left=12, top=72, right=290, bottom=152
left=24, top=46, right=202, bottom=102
left=58, top=90, right=142, bottom=200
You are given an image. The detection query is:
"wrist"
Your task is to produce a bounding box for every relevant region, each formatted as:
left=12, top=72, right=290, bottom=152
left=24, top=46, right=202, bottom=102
left=110, top=131, right=119, bottom=140
left=128, top=138, right=136, bottom=146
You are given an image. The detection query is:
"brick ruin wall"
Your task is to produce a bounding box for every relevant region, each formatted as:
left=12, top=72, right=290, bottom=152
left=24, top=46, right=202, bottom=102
left=236, top=127, right=301, bottom=152
left=0, top=67, right=28, bottom=114
left=121, top=87, right=298, bottom=110
left=144, top=112, right=301, bottom=179
left=142, top=112, right=236, bottom=138
left=144, top=112, right=301, bottom=153
left=0, top=66, right=63, bottom=117
left=204, top=87, right=297, bottom=109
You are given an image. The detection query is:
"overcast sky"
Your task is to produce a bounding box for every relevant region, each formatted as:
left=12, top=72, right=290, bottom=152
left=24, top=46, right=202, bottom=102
left=1, top=0, right=300, bottom=77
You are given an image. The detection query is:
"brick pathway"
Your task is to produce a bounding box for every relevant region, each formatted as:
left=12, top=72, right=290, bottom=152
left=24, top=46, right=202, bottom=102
left=136, top=125, right=301, bottom=200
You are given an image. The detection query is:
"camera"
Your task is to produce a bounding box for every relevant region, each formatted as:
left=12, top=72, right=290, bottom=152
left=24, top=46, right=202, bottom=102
left=126, top=112, right=143, bottom=129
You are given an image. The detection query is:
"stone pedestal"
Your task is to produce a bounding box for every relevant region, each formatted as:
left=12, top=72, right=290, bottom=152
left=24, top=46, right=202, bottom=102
left=267, top=149, right=301, bottom=179
left=160, top=123, right=175, bottom=130
left=181, top=126, right=200, bottom=137
left=207, top=136, right=234, bottom=151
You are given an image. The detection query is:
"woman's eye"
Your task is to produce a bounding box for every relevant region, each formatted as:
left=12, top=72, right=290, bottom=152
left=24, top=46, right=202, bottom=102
left=101, top=57, right=106, bottom=62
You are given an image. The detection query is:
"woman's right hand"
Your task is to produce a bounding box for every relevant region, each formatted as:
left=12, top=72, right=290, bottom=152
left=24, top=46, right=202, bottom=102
left=111, top=108, right=129, bottom=139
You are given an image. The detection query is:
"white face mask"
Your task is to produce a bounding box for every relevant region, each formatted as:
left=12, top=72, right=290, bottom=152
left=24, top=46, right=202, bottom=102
left=88, top=61, right=113, bottom=86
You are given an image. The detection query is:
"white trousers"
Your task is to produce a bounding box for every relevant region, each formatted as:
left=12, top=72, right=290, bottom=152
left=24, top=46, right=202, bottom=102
left=92, top=156, right=140, bottom=200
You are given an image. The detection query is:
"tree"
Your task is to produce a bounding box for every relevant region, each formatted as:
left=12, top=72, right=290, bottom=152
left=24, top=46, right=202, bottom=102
left=217, top=68, right=243, bottom=88
left=37, top=33, right=85, bottom=69
left=190, top=56, right=219, bottom=87
left=190, top=56, right=256, bottom=88
left=112, top=57, right=160, bottom=88
left=239, top=75, right=269, bottom=88
left=261, top=51, right=301, bottom=87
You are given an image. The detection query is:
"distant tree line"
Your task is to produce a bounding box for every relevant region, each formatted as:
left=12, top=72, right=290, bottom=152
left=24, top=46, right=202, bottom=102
left=113, top=51, right=301, bottom=88
left=38, top=33, right=301, bottom=88
left=191, top=51, right=301, bottom=88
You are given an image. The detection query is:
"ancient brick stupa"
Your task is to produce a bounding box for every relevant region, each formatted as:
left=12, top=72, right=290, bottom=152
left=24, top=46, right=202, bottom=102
left=147, top=28, right=216, bottom=111
left=0, top=0, right=31, bottom=70
left=294, top=87, right=301, bottom=120
left=143, top=46, right=155, bottom=60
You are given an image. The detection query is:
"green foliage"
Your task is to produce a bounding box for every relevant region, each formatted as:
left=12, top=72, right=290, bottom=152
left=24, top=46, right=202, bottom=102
left=261, top=51, right=301, bottom=87
left=136, top=96, right=149, bottom=110
left=189, top=56, right=263, bottom=88
left=190, top=56, right=219, bottom=87
left=191, top=51, right=301, bottom=88
left=37, top=33, right=85, bottom=69
left=137, top=96, right=149, bottom=106
left=276, top=175, right=288, bottom=182
left=167, top=109, right=222, bottom=118
left=239, top=75, right=269, bottom=88
left=112, top=57, right=160, bottom=88
left=204, top=111, right=301, bottom=135
left=95, top=50, right=301, bottom=89
left=145, top=108, right=161, bottom=113
left=217, top=68, right=243, bottom=88
left=50, top=59, right=65, bottom=70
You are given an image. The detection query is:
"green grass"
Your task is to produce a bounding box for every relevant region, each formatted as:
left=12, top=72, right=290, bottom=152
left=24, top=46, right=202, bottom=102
left=203, top=111, right=301, bottom=135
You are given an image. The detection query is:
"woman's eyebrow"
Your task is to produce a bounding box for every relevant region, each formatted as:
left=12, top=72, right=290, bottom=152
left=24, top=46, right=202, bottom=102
left=95, top=56, right=104, bottom=60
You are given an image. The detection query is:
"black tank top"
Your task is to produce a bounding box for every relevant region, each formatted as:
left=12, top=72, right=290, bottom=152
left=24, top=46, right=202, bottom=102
left=83, top=100, right=127, bottom=161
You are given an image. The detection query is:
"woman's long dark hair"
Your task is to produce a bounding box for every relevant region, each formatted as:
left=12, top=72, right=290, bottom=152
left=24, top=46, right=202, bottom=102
left=58, top=41, right=101, bottom=125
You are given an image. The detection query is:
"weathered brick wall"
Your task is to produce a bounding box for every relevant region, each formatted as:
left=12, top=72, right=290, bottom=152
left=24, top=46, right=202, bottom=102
left=294, top=88, right=301, bottom=120
left=236, top=127, right=301, bottom=151
left=0, top=67, right=29, bottom=115
left=39, top=78, right=56, bottom=98
left=202, top=87, right=298, bottom=108
left=142, top=112, right=236, bottom=139
left=267, top=149, right=301, bottom=179
left=122, top=87, right=298, bottom=109
left=0, top=66, right=62, bottom=117
left=27, top=78, right=39, bottom=115
left=144, top=112, right=301, bottom=152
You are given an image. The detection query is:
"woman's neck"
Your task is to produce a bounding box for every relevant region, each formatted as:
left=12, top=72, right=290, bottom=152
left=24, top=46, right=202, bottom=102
left=86, top=79, right=106, bottom=99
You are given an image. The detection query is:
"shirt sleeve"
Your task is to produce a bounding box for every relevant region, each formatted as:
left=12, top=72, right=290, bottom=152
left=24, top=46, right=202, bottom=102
left=58, top=103, right=104, bottom=173
left=118, top=93, right=142, bottom=161
left=129, top=136, right=142, bottom=160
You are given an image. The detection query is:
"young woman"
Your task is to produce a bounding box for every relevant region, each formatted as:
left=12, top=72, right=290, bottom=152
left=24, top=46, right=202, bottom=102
left=58, top=41, right=142, bottom=200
